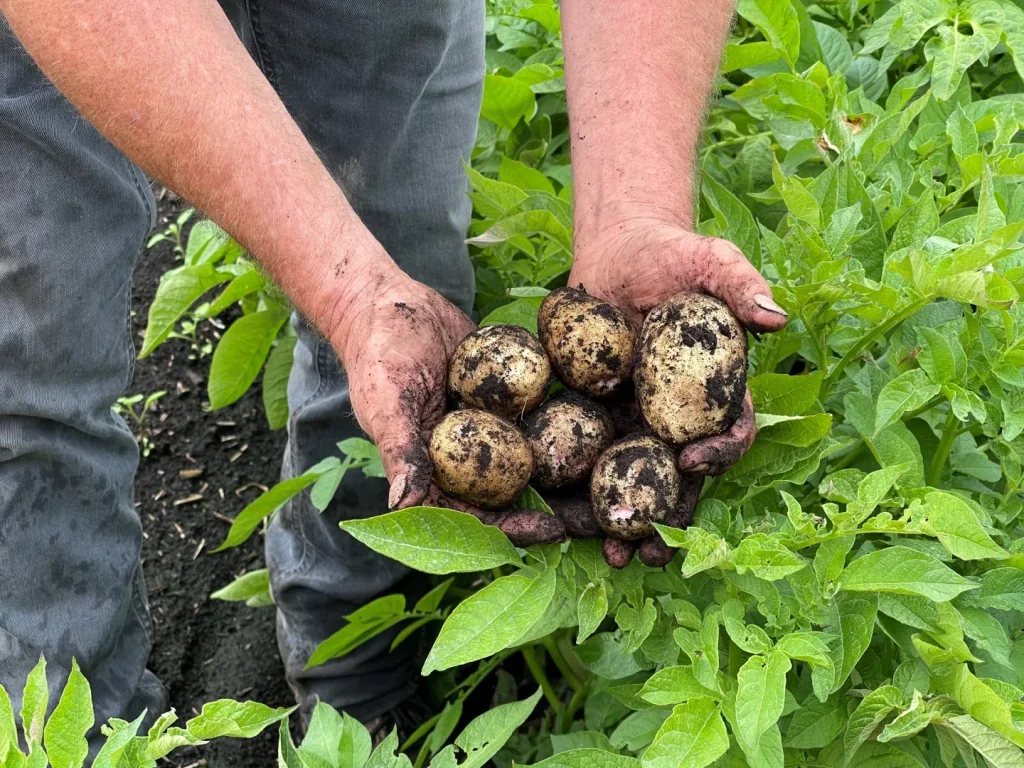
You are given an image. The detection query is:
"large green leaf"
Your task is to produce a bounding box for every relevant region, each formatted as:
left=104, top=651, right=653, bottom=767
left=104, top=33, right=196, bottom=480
left=641, top=698, right=729, bottom=768
left=839, top=546, right=978, bottom=600
left=208, top=308, right=289, bottom=410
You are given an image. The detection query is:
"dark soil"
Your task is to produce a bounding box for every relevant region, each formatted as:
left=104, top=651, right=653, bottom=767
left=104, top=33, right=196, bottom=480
left=132, top=191, right=291, bottom=767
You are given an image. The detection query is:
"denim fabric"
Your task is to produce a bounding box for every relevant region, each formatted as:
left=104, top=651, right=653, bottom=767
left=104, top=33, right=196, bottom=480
left=0, top=0, right=482, bottom=752
left=0, top=16, right=166, bottom=753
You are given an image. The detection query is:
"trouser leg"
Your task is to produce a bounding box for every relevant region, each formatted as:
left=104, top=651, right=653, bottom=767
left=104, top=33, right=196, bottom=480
left=0, top=16, right=165, bottom=756
left=257, top=0, right=484, bottom=720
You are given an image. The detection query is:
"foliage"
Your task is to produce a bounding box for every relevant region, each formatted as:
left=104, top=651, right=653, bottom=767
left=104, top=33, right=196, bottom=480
left=0, top=656, right=290, bottom=768
left=113, top=390, right=167, bottom=458
left=160, top=0, right=1024, bottom=765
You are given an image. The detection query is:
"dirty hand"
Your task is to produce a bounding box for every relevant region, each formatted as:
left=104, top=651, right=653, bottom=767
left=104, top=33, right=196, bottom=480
left=334, top=268, right=565, bottom=547
left=570, top=220, right=788, bottom=479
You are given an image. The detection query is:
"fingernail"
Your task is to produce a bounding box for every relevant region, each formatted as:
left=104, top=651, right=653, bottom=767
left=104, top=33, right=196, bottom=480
left=754, top=294, right=787, bottom=317
left=691, top=463, right=711, bottom=474
left=388, top=473, right=407, bottom=510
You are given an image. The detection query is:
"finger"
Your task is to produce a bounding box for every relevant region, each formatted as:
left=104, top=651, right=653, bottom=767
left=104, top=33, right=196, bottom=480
left=603, top=538, right=636, bottom=569
left=678, top=389, right=756, bottom=475
left=693, top=238, right=787, bottom=334
left=638, top=537, right=676, bottom=568
left=491, top=508, right=567, bottom=547
left=546, top=489, right=601, bottom=538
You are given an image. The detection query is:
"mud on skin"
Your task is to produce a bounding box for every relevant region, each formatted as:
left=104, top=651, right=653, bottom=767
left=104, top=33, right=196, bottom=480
left=522, top=393, right=614, bottom=489
left=447, top=325, right=551, bottom=421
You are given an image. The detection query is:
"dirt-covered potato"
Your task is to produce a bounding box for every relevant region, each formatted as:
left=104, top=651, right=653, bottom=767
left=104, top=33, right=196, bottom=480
left=447, top=325, right=552, bottom=421
left=635, top=293, right=747, bottom=445
left=537, top=287, right=635, bottom=397
left=590, top=436, right=681, bottom=540
left=429, top=409, right=533, bottom=509
left=523, top=393, right=615, bottom=489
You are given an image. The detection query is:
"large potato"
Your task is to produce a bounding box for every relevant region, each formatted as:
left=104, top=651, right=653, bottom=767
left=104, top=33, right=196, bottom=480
left=590, top=436, right=681, bottom=540
left=634, top=293, right=747, bottom=445
left=429, top=409, right=533, bottom=509
left=523, top=393, right=615, bottom=489
left=447, top=325, right=552, bottom=421
left=537, top=287, right=635, bottom=397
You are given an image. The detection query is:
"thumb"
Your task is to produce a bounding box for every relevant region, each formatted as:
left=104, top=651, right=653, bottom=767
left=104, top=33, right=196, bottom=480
left=696, top=239, right=788, bottom=334
left=359, top=388, right=433, bottom=511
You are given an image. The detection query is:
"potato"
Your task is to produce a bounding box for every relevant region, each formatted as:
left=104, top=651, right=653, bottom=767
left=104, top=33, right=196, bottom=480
left=447, top=325, right=552, bottom=421
left=429, top=409, right=533, bottom=509
left=523, top=393, right=615, bottom=489
left=537, top=287, right=635, bottom=397
left=590, top=436, right=681, bottom=540
left=634, top=293, right=747, bottom=445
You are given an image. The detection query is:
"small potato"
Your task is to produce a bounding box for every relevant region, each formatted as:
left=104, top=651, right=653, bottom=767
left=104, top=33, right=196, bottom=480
left=635, top=293, right=747, bottom=445
left=537, top=287, right=635, bottom=397
left=429, top=409, right=533, bottom=509
left=590, top=436, right=681, bottom=540
left=448, top=325, right=552, bottom=421
left=523, top=393, right=615, bottom=489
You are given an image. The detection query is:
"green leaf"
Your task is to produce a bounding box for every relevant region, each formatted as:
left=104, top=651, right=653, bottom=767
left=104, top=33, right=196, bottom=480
left=185, top=700, right=293, bottom=741
left=367, top=729, right=414, bottom=768
left=749, top=373, right=823, bottom=416
left=342, top=507, right=521, bottom=575
left=140, top=264, right=232, bottom=357
left=701, top=175, right=762, bottom=269
left=654, top=525, right=732, bottom=577
left=578, top=633, right=644, bottom=680
left=215, top=470, right=325, bottom=551
left=523, top=750, right=638, bottom=768
left=976, top=568, right=1024, bottom=611
left=210, top=569, right=273, bottom=607
left=480, top=298, right=544, bottom=334
left=499, top=156, right=555, bottom=195
left=874, top=370, right=942, bottom=434
left=262, top=335, right=296, bottom=431
left=918, top=327, right=961, bottom=385
left=785, top=695, right=847, bottom=748
left=736, top=0, right=800, bottom=66
left=42, top=659, right=92, bottom=768
left=937, top=715, right=1024, bottom=768
left=916, top=491, right=1009, bottom=560
left=924, top=1, right=1004, bottom=101
left=839, top=546, right=978, bottom=601
left=0, top=684, right=16, bottom=764
left=423, top=567, right=556, bottom=673
left=92, top=711, right=146, bottom=768
left=639, top=667, right=717, bottom=707
left=641, top=698, right=729, bottom=768
left=947, top=105, right=980, bottom=159
left=468, top=210, right=573, bottom=255
left=482, top=75, right=537, bottom=130
left=772, top=156, right=821, bottom=228
left=455, top=689, right=542, bottom=768
left=299, top=701, right=349, bottom=768
left=208, top=308, right=289, bottom=410
left=828, top=593, right=878, bottom=693
left=735, top=534, right=807, bottom=581
left=844, top=686, right=905, bottom=764
left=577, top=581, right=609, bottom=644
left=735, top=651, right=792, bottom=759
left=935, top=269, right=1018, bottom=310
left=20, top=657, right=47, bottom=750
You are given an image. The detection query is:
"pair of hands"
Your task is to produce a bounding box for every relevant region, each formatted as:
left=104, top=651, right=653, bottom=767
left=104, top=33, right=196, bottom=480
left=334, top=221, right=788, bottom=568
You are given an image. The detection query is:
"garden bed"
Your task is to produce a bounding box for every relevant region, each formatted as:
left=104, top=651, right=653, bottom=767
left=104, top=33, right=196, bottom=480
left=132, top=193, right=291, bottom=767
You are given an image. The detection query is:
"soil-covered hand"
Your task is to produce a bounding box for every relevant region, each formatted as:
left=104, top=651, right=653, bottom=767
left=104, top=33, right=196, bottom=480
left=334, top=272, right=565, bottom=547
left=570, top=220, right=788, bottom=479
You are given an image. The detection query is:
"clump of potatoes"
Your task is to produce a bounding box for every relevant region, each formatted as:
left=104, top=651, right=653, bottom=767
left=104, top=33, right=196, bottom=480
left=426, top=288, right=750, bottom=543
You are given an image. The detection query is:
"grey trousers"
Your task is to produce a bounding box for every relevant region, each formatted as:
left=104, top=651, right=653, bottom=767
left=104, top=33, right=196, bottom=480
left=0, top=0, right=481, bottom=750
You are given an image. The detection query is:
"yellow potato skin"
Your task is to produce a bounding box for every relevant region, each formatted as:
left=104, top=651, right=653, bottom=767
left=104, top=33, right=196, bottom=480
left=634, top=293, right=747, bottom=445
left=523, top=393, right=615, bottom=489
left=590, top=436, right=681, bottom=540
left=429, top=409, right=533, bottom=509
left=447, top=325, right=552, bottom=421
left=537, top=287, right=636, bottom=398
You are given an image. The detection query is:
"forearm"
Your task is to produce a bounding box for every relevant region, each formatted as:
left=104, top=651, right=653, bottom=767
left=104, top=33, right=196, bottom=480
left=1, top=0, right=397, bottom=353
left=561, top=0, right=734, bottom=259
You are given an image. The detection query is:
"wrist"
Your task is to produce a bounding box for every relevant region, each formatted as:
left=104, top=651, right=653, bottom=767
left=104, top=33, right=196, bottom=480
left=573, top=203, right=693, bottom=268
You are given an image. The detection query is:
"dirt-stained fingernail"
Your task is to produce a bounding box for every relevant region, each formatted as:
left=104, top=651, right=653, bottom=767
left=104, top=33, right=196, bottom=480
left=690, top=462, right=711, bottom=473
left=754, top=294, right=787, bottom=317
left=388, top=473, right=407, bottom=510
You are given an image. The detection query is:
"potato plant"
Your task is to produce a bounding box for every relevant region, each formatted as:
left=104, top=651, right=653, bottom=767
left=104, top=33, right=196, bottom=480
left=151, top=0, right=1024, bottom=766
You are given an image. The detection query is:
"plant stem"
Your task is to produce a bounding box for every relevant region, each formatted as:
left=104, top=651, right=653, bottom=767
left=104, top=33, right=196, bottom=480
left=521, top=646, right=563, bottom=718
left=821, top=297, right=931, bottom=400
left=402, top=713, right=442, bottom=754
left=728, top=639, right=743, bottom=677
left=927, top=408, right=959, bottom=488
left=558, top=688, right=588, bottom=733
left=542, top=636, right=586, bottom=694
